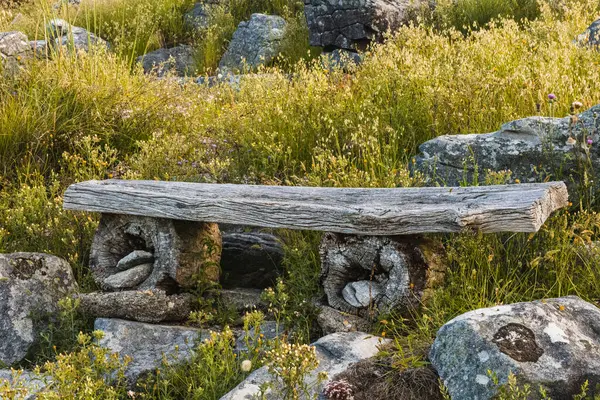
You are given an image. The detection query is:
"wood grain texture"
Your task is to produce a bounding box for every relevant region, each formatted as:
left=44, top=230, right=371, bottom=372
left=63, top=180, right=569, bottom=235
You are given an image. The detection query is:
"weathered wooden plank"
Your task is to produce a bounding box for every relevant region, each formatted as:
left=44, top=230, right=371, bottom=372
left=63, top=180, right=569, bottom=235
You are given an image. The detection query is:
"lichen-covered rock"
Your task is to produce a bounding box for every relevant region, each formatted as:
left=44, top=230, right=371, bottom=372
left=430, top=296, right=600, bottom=400
left=46, top=19, right=110, bottom=53
left=220, top=331, right=389, bottom=399
left=576, top=18, right=600, bottom=48
left=0, top=31, right=32, bottom=73
left=303, top=0, right=429, bottom=50
left=77, top=290, right=195, bottom=323
left=414, top=104, right=600, bottom=195
left=95, top=318, right=209, bottom=385
left=0, top=253, right=78, bottom=365
left=136, top=45, right=196, bottom=77
left=320, top=234, right=445, bottom=317
left=218, top=14, right=286, bottom=72
left=90, top=214, right=222, bottom=292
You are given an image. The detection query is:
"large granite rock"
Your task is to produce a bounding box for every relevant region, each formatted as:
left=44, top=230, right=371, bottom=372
left=414, top=104, right=600, bottom=194
left=430, top=296, right=600, bottom=400
left=0, top=31, right=32, bottom=73
left=94, top=318, right=209, bottom=385
left=576, top=18, right=600, bottom=48
left=303, top=0, right=429, bottom=50
left=77, top=290, right=195, bottom=323
left=46, top=19, right=110, bottom=53
left=218, top=14, right=286, bottom=72
left=136, top=45, right=196, bottom=77
left=0, top=253, right=78, bottom=365
left=220, top=331, right=389, bottom=399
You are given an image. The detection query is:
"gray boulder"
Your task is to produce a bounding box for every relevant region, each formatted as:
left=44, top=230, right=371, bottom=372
left=321, top=49, right=362, bottom=71
left=220, top=331, right=389, bottom=399
left=576, top=18, right=600, bottom=48
left=430, top=296, right=600, bottom=400
left=46, top=19, right=110, bottom=53
left=219, top=14, right=286, bottom=72
left=184, top=3, right=220, bottom=31
left=303, top=0, right=429, bottom=50
left=0, top=369, right=48, bottom=399
left=77, top=290, right=195, bottom=323
left=116, top=250, right=154, bottom=272
left=0, top=31, right=32, bottom=72
left=0, top=253, right=78, bottom=365
left=414, top=104, right=600, bottom=194
left=136, top=45, right=196, bottom=77
left=95, top=318, right=209, bottom=385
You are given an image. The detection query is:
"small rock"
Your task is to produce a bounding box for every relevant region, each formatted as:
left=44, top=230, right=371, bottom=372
left=216, top=288, right=265, bottom=312
left=94, top=318, right=209, bottom=385
left=342, top=280, right=381, bottom=308
left=218, top=14, right=286, bottom=72
left=0, top=369, right=48, bottom=399
left=0, top=31, right=32, bottom=73
left=220, top=331, right=389, bottom=399
left=234, top=320, right=279, bottom=352
left=430, top=296, right=600, bottom=400
left=184, top=3, right=219, bottom=31
left=77, top=290, right=194, bottom=323
left=317, top=305, right=371, bottom=335
left=29, top=40, right=48, bottom=58
left=321, top=49, right=362, bottom=71
left=0, top=253, right=78, bottom=365
left=103, top=263, right=153, bottom=290
left=116, top=250, right=154, bottom=272
left=136, top=45, right=196, bottom=77
left=46, top=18, right=110, bottom=53
left=576, top=18, right=600, bottom=48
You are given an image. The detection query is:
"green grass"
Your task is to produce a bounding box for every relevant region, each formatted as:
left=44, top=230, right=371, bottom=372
left=1, top=0, right=600, bottom=398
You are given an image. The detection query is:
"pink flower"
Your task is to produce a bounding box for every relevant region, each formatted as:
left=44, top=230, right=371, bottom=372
left=548, top=93, right=556, bottom=101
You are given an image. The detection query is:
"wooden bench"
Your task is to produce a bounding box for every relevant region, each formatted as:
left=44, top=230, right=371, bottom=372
left=64, top=180, right=569, bottom=316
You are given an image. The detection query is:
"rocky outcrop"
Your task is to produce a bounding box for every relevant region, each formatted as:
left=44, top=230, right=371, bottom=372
left=414, top=104, right=600, bottom=194
left=430, top=296, right=600, bottom=399
left=46, top=19, right=110, bottom=53
left=90, top=214, right=222, bottom=292
left=77, top=290, right=195, bottom=323
left=95, top=318, right=209, bottom=385
left=0, top=31, right=32, bottom=73
left=0, top=253, right=78, bottom=365
left=303, top=0, right=429, bottom=50
left=220, top=331, right=389, bottom=399
left=320, top=234, right=445, bottom=317
left=136, top=45, right=196, bottom=77
left=219, top=14, right=286, bottom=72
left=576, top=18, right=600, bottom=48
